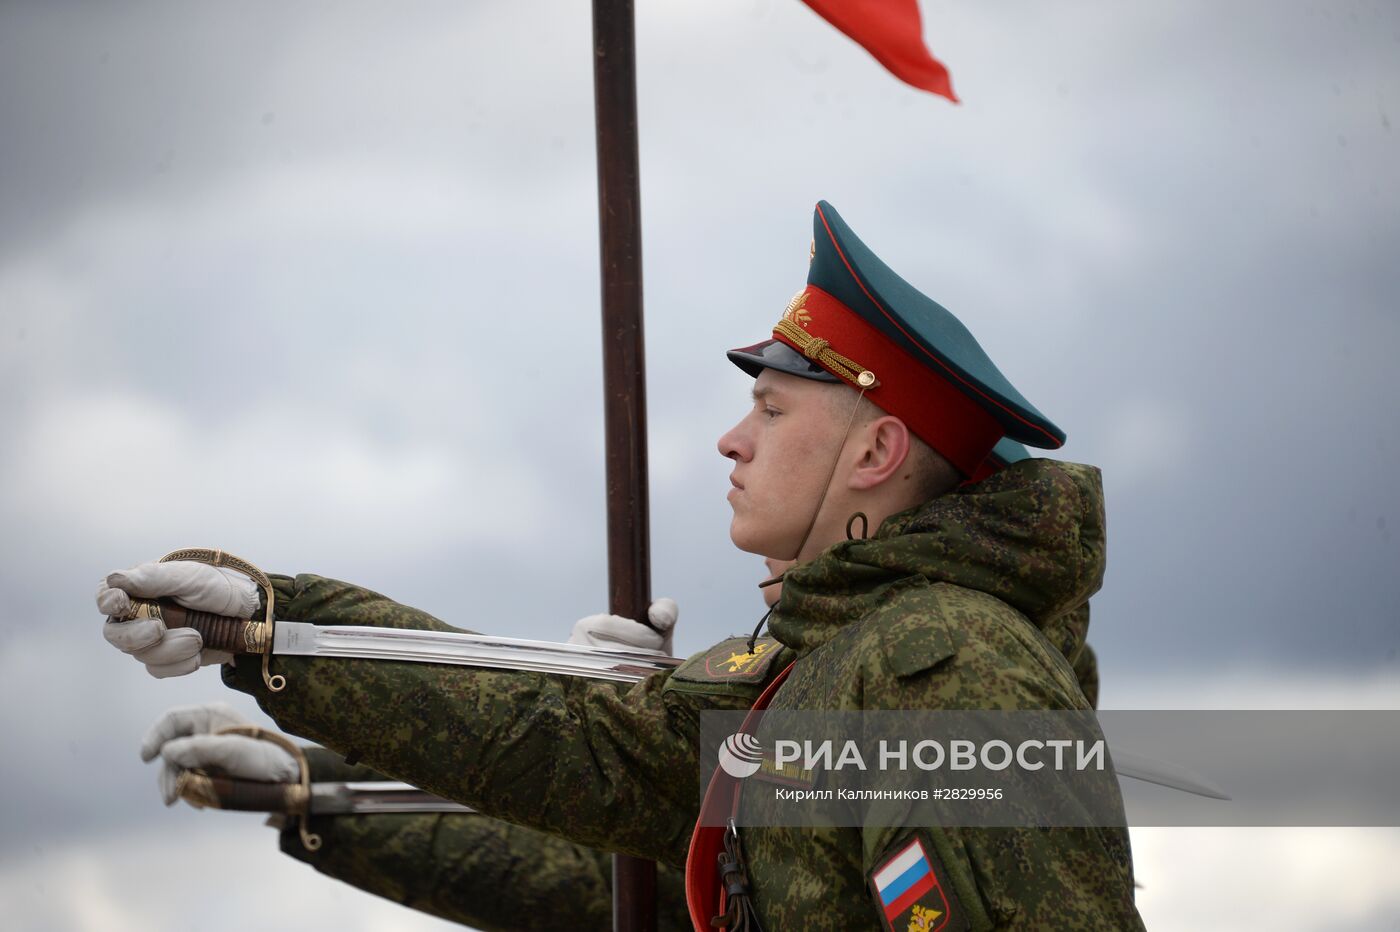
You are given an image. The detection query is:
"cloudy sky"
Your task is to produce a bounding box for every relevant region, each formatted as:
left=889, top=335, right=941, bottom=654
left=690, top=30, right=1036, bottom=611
left=1, top=1, right=1397, bottom=929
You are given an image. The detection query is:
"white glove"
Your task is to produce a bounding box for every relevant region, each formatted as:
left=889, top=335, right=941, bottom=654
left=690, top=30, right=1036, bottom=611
left=99, top=560, right=260, bottom=678
left=567, top=597, right=678, bottom=655
left=141, top=703, right=299, bottom=805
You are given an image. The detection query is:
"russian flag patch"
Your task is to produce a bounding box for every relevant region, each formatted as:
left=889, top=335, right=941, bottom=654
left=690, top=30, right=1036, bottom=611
left=869, top=835, right=967, bottom=931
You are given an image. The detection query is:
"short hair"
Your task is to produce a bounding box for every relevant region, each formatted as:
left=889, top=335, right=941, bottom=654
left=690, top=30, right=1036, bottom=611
left=823, top=385, right=961, bottom=503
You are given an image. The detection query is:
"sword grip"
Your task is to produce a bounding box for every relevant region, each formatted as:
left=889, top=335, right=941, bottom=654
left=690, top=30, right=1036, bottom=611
left=194, top=774, right=306, bottom=813
left=126, top=599, right=270, bottom=655
left=175, top=771, right=320, bottom=850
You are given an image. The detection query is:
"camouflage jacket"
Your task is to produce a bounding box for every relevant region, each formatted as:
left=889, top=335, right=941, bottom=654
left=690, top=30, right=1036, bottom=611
left=224, top=458, right=1139, bottom=930
left=281, top=630, right=1098, bottom=931
left=734, top=459, right=1140, bottom=930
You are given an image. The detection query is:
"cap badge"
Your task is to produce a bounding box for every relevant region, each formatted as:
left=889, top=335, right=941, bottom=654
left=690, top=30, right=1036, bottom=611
left=783, top=290, right=812, bottom=327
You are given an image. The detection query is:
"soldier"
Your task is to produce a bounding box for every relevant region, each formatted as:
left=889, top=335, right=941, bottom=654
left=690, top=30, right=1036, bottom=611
left=101, top=201, right=1142, bottom=930
left=133, top=555, right=1102, bottom=930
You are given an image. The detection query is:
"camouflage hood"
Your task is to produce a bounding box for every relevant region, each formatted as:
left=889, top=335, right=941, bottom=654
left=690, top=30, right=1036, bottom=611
left=770, top=458, right=1106, bottom=661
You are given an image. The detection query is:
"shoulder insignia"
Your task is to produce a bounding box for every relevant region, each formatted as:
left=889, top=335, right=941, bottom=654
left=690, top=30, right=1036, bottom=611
left=703, top=637, right=779, bottom=680
left=868, top=834, right=969, bottom=932
left=667, top=637, right=787, bottom=695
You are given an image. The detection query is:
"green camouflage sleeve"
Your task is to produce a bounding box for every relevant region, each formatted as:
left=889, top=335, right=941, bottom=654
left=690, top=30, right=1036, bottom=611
left=223, top=573, right=775, bottom=868
left=303, top=744, right=390, bottom=782
left=284, top=748, right=692, bottom=931
left=281, top=810, right=608, bottom=931
left=279, top=811, right=694, bottom=931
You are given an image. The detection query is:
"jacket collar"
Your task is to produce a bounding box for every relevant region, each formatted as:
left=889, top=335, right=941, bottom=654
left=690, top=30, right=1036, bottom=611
left=768, top=458, right=1106, bottom=659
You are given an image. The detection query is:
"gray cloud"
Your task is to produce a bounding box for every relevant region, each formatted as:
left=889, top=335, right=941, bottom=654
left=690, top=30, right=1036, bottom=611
left=2, top=0, right=1397, bottom=928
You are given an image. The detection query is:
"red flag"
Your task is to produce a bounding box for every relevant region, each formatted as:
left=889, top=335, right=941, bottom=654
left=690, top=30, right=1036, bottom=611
left=799, top=0, right=957, bottom=101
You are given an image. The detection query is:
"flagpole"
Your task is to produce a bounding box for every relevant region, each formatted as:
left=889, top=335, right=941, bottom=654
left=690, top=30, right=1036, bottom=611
left=590, top=1, right=658, bottom=930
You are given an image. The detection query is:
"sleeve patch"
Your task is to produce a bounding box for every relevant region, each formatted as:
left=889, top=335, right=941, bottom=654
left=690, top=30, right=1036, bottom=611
left=671, top=637, right=783, bottom=684
left=869, top=834, right=970, bottom=932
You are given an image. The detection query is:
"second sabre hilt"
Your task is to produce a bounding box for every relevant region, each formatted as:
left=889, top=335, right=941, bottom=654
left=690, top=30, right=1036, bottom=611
left=173, top=725, right=321, bottom=851
left=177, top=771, right=310, bottom=814
left=175, top=772, right=320, bottom=851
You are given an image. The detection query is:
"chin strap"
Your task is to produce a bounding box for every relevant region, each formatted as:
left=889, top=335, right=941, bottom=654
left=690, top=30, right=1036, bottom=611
left=789, top=384, right=871, bottom=566
left=745, top=606, right=775, bottom=655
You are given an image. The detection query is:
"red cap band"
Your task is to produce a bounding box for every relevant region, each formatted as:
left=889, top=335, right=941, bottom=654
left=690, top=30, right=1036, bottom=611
left=772, top=285, right=1004, bottom=476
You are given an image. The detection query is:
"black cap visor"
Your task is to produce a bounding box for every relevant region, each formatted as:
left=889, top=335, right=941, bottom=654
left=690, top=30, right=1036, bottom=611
left=726, top=339, right=840, bottom=382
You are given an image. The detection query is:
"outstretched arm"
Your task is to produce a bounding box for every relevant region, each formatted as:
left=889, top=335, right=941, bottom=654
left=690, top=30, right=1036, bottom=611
left=283, top=749, right=692, bottom=932
left=211, top=572, right=778, bottom=868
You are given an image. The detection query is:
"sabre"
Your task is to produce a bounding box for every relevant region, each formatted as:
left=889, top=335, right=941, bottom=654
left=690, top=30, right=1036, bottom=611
left=117, top=596, right=681, bottom=687
left=164, top=721, right=1228, bottom=856
left=182, top=760, right=1228, bottom=817
left=170, top=732, right=1226, bottom=857
left=177, top=773, right=472, bottom=817
left=173, top=753, right=1226, bottom=853
left=107, top=548, right=679, bottom=691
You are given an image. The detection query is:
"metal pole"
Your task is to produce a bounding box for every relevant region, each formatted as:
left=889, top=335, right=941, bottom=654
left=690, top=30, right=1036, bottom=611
left=590, top=1, right=657, bottom=930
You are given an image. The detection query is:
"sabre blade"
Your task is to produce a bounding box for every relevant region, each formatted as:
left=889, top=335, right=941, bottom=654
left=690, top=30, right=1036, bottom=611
left=1112, top=748, right=1231, bottom=800
left=309, top=781, right=474, bottom=816
left=269, top=624, right=1228, bottom=800
left=271, top=621, right=681, bottom=683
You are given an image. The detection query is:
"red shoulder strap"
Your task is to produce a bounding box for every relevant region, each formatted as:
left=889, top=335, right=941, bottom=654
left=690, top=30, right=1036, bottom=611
left=685, top=661, right=796, bottom=930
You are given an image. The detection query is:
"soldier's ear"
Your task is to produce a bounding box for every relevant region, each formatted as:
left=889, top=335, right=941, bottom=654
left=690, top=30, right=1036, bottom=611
left=847, top=416, right=911, bottom=491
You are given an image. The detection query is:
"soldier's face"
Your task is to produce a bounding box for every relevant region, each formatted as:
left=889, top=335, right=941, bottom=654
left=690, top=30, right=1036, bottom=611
left=717, top=369, right=848, bottom=559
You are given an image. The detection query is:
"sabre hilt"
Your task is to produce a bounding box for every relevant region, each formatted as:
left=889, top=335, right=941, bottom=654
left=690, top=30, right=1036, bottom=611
left=173, top=725, right=321, bottom=851
left=177, top=771, right=309, bottom=814
left=124, top=600, right=271, bottom=655
left=120, top=596, right=283, bottom=692
left=113, top=547, right=285, bottom=692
